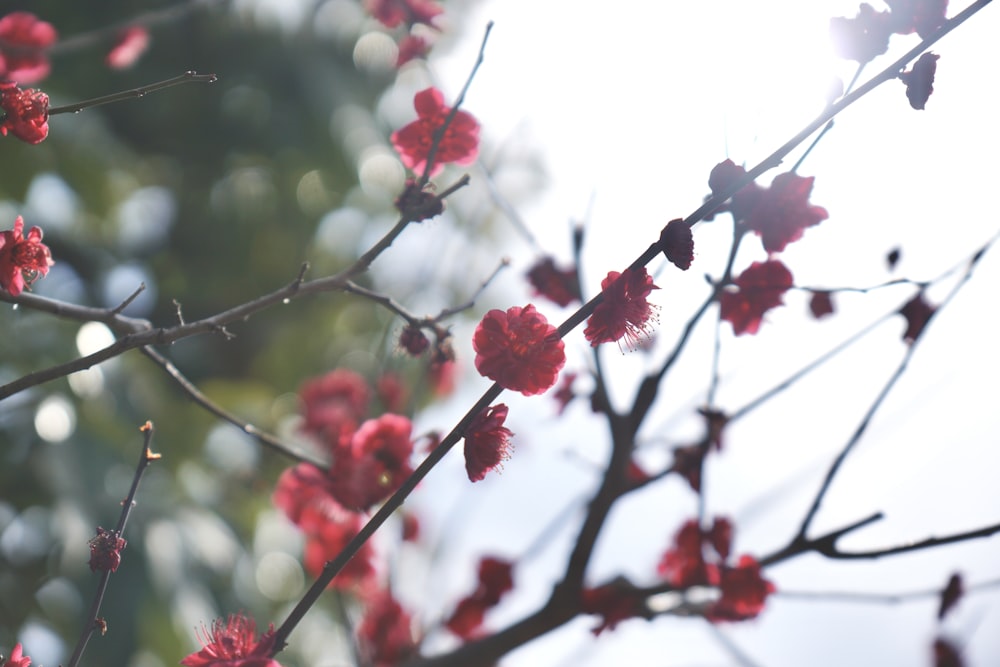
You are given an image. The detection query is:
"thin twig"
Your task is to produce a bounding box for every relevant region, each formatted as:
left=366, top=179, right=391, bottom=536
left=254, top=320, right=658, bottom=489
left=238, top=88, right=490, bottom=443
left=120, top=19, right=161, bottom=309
left=49, top=71, right=217, bottom=116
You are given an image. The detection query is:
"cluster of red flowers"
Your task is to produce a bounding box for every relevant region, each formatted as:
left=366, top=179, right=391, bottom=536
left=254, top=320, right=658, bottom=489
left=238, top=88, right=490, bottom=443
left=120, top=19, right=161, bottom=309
left=391, top=87, right=479, bottom=178
left=357, top=590, right=418, bottom=667
left=658, top=517, right=775, bottom=622
left=445, top=556, right=514, bottom=638
left=0, top=216, right=53, bottom=295
left=180, top=614, right=282, bottom=667
left=271, top=369, right=418, bottom=589
left=707, top=159, right=828, bottom=335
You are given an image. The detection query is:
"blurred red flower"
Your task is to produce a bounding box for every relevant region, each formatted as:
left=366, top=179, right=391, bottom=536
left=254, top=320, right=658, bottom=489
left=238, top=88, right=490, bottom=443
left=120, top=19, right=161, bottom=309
left=365, top=0, right=443, bottom=29
left=719, top=260, right=793, bottom=336
left=0, top=12, right=57, bottom=83
left=328, top=414, right=413, bottom=510
left=106, top=26, right=149, bottom=70
left=358, top=591, right=417, bottom=667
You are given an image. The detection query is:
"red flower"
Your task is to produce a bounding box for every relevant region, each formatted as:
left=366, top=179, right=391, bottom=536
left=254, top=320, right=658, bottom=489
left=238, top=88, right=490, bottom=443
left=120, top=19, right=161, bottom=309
left=0, top=84, right=49, bottom=144
left=0, top=13, right=57, bottom=84
left=88, top=526, right=126, bottom=573
left=364, top=0, right=443, bottom=29
left=660, top=218, right=694, bottom=270
left=272, top=464, right=376, bottom=589
left=707, top=556, right=776, bottom=622
left=719, top=260, right=794, bottom=336
left=399, top=325, right=430, bottom=355
left=584, top=268, right=659, bottom=349
left=742, top=172, right=828, bottom=254
left=809, top=290, right=835, bottom=319
left=299, top=369, right=370, bottom=448
left=473, top=304, right=566, bottom=396
left=396, top=34, right=430, bottom=67
left=2, top=643, right=31, bottom=667
left=901, top=52, right=940, bottom=110
left=830, top=4, right=892, bottom=63
left=328, top=414, right=413, bottom=510
left=180, top=614, right=282, bottom=667
left=106, top=26, right=149, bottom=70
left=357, top=591, right=417, bottom=667
left=657, top=520, right=719, bottom=588
left=581, top=581, right=643, bottom=635
left=445, top=557, right=514, bottom=639
left=671, top=444, right=705, bottom=492
left=526, top=256, right=581, bottom=307
left=708, top=159, right=749, bottom=199
left=463, top=403, right=514, bottom=482
left=899, top=292, right=935, bottom=343
left=0, top=216, right=53, bottom=295
left=391, top=87, right=479, bottom=177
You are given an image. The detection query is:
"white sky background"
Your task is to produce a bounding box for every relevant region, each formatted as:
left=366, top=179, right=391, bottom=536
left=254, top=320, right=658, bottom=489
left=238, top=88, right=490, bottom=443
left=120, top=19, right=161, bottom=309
left=405, top=1, right=1000, bottom=666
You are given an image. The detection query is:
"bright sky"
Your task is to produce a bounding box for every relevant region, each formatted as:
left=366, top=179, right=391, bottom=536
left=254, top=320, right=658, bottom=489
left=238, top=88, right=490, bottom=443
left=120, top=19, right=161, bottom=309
left=411, top=2, right=1000, bottom=666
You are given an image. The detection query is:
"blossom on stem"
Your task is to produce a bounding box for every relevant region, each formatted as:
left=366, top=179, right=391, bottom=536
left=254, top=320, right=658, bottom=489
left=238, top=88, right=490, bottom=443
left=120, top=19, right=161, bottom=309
left=391, top=87, right=479, bottom=177
left=2, top=643, right=31, bottom=667
left=657, top=519, right=719, bottom=588
left=463, top=403, right=514, bottom=482
left=706, top=556, right=776, bottom=622
left=299, top=369, right=370, bottom=449
left=473, top=304, right=566, bottom=396
left=0, top=83, right=49, bottom=144
left=0, top=12, right=57, bottom=84
left=581, top=582, right=643, bottom=635
left=719, top=260, right=794, bottom=336
left=901, top=52, right=940, bottom=110
left=899, top=292, right=935, bottom=343
left=0, top=216, right=53, bottom=296
left=180, top=613, right=282, bottom=667
left=660, top=218, right=694, bottom=270
left=809, top=290, right=835, bottom=319
left=88, top=526, right=127, bottom=573
left=584, top=268, right=659, bottom=349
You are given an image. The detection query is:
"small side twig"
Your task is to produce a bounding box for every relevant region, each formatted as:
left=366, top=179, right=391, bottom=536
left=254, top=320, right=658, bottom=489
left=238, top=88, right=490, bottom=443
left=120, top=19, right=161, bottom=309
left=48, top=71, right=217, bottom=116
left=66, top=422, right=160, bottom=667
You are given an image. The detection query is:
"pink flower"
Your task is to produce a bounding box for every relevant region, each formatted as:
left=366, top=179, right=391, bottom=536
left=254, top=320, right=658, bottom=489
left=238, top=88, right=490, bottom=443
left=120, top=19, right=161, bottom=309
left=0, top=12, right=57, bottom=84
left=357, top=591, right=417, bottom=667
left=526, top=256, right=581, bottom=307
left=391, top=87, right=479, bottom=177
left=88, top=526, right=127, bottom=573
left=2, top=643, right=31, bottom=667
left=0, top=84, right=49, bottom=144
left=180, top=614, right=282, bottom=667
left=584, top=268, right=659, bottom=349
left=463, top=404, right=513, bottom=482
left=0, top=216, right=53, bottom=295
left=719, top=260, right=793, bottom=336
left=106, top=26, right=149, bottom=70
left=328, top=414, right=414, bottom=511
left=473, top=304, right=566, bottom=396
